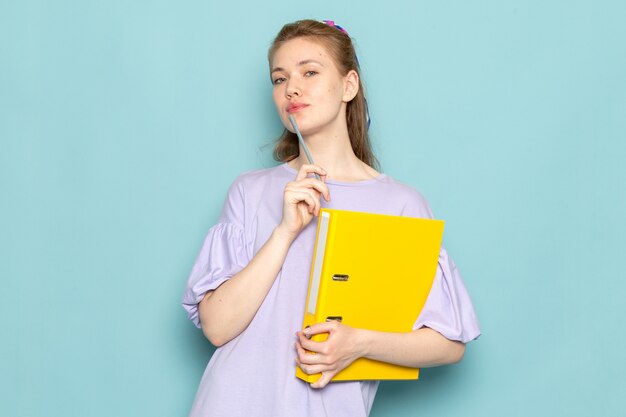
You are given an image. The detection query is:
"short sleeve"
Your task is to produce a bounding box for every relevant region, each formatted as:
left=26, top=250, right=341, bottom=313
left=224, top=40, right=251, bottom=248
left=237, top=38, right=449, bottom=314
left=412, top=247, right=481, bottom=342
left=182, top=180, right=251, bottom=328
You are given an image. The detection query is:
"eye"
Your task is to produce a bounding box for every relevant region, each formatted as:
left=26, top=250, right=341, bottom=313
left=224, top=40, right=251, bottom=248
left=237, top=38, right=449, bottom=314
left=304, top=70, right=318, bottom=77
left=272, top=77, right=286, bottom=85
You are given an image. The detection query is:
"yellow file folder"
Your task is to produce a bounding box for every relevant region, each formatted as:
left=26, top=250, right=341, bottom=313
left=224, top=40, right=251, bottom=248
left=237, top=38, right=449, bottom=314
left=296, top=208, right=444, bottom=382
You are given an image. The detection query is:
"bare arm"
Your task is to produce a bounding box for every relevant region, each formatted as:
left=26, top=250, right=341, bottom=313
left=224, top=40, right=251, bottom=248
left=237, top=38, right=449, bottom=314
left=198, top=164, right=330, bottom=347
left=296, top=321, right=465, bottom=388
left=198, top=228, right=294, bottom=346
left=359, top=326, right=465, bottom=367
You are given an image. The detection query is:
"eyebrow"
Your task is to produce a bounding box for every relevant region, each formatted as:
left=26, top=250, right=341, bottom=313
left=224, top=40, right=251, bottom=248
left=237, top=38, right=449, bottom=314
left=271, top=59, right=324, bottom=74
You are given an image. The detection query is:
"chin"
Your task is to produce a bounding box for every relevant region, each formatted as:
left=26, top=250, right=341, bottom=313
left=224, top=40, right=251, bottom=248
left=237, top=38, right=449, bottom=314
left=283, top=117, right=306, bottom=134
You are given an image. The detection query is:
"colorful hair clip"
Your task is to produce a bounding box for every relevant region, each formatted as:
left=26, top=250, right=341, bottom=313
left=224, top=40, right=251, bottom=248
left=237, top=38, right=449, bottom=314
left=322, top=20, right=349, bottom=35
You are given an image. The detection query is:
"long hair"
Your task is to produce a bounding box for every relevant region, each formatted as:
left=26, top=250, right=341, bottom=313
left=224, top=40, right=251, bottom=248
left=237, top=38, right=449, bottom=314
left=268, top=20, right=378, bottom=169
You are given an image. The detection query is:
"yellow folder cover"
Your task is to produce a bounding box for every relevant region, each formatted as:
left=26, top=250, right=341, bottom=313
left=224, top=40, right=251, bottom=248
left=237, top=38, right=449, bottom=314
left=296, top=208, right=444, bottom=382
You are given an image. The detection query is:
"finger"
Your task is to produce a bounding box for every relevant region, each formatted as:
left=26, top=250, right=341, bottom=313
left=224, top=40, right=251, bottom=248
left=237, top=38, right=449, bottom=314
left=298, top=193, right=319, bottom=216
left=296, top=164, right=327, bottom=181
left=295, top=339, right=325, bottom=365
left=291, top=177, right=328, bottom=195
left=296, top=164, right=327, bottom=180
left=285, top=185, right=320, bottom=207
left=315, top=173, right=330, bottom=201
left=306, top=321, right=340, bottom=336
left=297, top=331, right=326, bottom=354
left=310, top=371, right=335, bottom=389
left=293, top=178, right=330, bottom=202
left=295, top=340, right=306, bottom=358
left=285, top=181, right=321, bottom=198
left=294, top=345, right=327, bottom=370
left=319, top=175, right=330, bottom=201
left=286, top=191, right=318, bottom=215
left=295, top=339, right=312, bottom=361
left=296, top=360, right=328, bottom=376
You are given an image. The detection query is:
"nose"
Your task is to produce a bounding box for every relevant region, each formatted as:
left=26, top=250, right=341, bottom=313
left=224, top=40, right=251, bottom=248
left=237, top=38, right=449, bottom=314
left=285, top=78, right=301, bottom=99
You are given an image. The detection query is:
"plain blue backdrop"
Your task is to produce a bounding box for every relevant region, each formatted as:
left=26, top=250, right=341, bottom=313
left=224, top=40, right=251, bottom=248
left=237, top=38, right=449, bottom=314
left=1, top=1, right=624, bottom=416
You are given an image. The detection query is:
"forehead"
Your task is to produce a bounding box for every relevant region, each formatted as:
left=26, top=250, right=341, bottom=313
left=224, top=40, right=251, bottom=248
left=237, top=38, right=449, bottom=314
left=271, top=37, right=334, bottom=69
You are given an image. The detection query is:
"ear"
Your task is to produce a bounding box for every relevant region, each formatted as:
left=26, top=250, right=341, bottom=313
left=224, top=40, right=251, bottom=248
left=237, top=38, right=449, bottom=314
left=342, top=69, right=359, bottom=102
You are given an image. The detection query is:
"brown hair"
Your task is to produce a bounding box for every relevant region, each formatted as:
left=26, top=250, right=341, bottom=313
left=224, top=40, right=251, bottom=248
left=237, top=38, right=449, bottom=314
left=268, top=19, right=378, bottom=169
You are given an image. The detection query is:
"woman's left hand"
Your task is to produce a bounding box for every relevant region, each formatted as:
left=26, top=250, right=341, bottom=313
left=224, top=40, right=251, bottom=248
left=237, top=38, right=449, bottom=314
left=295, top=321, right=365, bottom=389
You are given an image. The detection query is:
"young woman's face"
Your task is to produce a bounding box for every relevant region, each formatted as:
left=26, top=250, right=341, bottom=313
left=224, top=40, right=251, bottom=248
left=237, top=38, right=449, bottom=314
left=270, top=37, right=357, bottom=136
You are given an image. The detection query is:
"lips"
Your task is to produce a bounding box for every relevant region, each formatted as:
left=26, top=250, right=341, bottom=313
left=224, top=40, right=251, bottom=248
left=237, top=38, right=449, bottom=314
left=286, top=103, right=309, bottom=113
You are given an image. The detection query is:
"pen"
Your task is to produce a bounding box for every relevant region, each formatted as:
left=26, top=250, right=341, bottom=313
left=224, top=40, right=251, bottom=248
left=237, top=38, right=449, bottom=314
left=288, top=114, right=321, bottom=181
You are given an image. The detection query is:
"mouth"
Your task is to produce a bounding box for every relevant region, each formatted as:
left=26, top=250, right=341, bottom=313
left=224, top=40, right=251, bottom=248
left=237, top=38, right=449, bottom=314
left=286, top=103, right=309, bottom=113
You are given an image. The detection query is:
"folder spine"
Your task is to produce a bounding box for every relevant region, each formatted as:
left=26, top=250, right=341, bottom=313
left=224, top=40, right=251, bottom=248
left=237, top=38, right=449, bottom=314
left=311, top=211, right=334, bottom=347
left=297, top=210, right=334, bottom=383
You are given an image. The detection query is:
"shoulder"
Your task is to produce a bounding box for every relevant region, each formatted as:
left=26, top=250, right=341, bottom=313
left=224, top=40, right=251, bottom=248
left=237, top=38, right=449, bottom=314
left=219, top=165, right=289, bottom=223
left=228, top=164, right=291, bottom=193
left=223, top=164, right=292, bottom=209
left=377, top=174, right=434, bottom=219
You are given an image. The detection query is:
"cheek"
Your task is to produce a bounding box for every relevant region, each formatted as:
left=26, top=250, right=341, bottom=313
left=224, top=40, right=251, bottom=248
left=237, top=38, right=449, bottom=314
left=272, top=89, right=283, bottom=109
left=326, top=82, right=342, bottom=97
left=325, top=85, right=343, bottom=106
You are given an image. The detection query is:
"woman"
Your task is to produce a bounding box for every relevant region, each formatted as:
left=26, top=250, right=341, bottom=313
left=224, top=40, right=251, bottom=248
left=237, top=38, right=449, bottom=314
left=183, top=19, right=480, bottom=417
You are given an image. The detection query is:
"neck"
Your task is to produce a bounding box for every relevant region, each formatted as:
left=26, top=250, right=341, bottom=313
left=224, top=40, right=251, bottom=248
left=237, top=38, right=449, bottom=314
left=290, top=125, right=378, bottom=182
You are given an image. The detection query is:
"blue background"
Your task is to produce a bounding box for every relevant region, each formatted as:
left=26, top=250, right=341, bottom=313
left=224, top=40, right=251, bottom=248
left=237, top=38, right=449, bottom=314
left=1, top=1, right=625, bottom=416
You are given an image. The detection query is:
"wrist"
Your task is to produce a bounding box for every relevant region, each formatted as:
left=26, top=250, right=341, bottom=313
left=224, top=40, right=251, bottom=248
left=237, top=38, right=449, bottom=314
left=272, top=224, right=298, bottom=246
left=354, top=328, right=374, bottom=359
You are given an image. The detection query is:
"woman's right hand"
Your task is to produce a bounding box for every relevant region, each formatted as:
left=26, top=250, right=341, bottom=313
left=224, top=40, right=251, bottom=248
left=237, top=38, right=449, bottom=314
left=276, top=164, right=330, bottom=241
